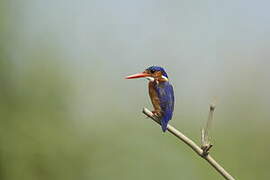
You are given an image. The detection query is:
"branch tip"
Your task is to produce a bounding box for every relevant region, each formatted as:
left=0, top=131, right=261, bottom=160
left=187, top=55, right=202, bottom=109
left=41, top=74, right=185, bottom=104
left=210, top=103, right=216, bottom=111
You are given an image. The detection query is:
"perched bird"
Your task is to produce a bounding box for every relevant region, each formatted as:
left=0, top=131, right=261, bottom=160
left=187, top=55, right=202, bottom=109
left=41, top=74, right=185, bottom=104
left=126, top=66, right=174, bottom=132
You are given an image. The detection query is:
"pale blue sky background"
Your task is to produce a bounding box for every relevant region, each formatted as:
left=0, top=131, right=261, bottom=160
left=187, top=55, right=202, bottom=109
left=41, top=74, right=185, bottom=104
left=6, top=0, right=269, bottom=126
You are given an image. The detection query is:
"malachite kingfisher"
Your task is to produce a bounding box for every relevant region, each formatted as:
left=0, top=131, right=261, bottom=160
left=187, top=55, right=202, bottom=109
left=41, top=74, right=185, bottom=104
left=126, top=66, right=175, bottom=132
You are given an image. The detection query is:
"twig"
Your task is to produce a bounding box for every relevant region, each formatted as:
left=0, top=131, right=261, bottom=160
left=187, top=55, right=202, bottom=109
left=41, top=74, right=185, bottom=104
left=201, top=103, right=215, bottom=155
left=142, top=107, right=235, bottom=180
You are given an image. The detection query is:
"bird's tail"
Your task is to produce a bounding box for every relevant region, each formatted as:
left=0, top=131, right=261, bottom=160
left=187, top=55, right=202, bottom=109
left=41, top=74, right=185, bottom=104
left=161, top=116, right=170, bottom=132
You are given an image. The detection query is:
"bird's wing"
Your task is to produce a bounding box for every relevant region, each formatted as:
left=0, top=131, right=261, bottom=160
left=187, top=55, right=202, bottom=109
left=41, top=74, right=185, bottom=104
left=156, top=82, right=174, bottom=132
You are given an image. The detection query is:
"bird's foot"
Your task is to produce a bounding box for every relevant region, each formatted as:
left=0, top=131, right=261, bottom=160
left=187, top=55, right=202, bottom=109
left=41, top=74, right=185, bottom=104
left=151, top=110, right=162, bottom=119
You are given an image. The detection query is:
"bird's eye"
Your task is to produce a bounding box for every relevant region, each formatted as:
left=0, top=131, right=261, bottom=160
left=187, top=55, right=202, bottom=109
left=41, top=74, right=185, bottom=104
left=150, top=69, right=156, bottom=73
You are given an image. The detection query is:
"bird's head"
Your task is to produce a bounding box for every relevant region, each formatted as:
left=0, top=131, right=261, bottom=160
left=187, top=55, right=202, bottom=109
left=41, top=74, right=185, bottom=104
left=126, top=66, right=169, bottom=82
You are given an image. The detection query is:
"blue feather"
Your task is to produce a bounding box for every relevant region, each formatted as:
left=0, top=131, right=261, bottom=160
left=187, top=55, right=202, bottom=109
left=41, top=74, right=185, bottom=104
left=146, top=66, right=168, bottom=78
left=155, top=82, right=174, bottom=132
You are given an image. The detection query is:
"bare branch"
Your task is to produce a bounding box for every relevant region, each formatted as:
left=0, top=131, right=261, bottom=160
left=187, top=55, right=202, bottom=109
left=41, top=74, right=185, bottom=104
left=142, top=107, right=235, bottom=180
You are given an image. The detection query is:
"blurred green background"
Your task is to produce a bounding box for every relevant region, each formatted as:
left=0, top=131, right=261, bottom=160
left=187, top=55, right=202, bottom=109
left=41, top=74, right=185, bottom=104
left=1, top=0, right=270, bottom=179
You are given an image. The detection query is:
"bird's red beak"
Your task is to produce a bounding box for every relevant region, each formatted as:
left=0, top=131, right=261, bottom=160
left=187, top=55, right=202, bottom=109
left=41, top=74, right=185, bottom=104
left=125, top=72, right=150, bottom=79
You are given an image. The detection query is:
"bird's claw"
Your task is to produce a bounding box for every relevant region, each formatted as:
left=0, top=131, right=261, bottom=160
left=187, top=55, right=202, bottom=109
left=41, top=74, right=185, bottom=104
left=151, top=110, right=161, bottom=119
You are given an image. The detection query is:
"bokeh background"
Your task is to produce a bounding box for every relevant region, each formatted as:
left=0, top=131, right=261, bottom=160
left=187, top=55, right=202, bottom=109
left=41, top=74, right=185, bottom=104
left=1, top=0, right=270, bottom=179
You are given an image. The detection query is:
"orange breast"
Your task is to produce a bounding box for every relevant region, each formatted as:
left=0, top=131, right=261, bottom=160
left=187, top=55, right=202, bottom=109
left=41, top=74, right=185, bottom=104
left=148, top=82, right=162, bottom=115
